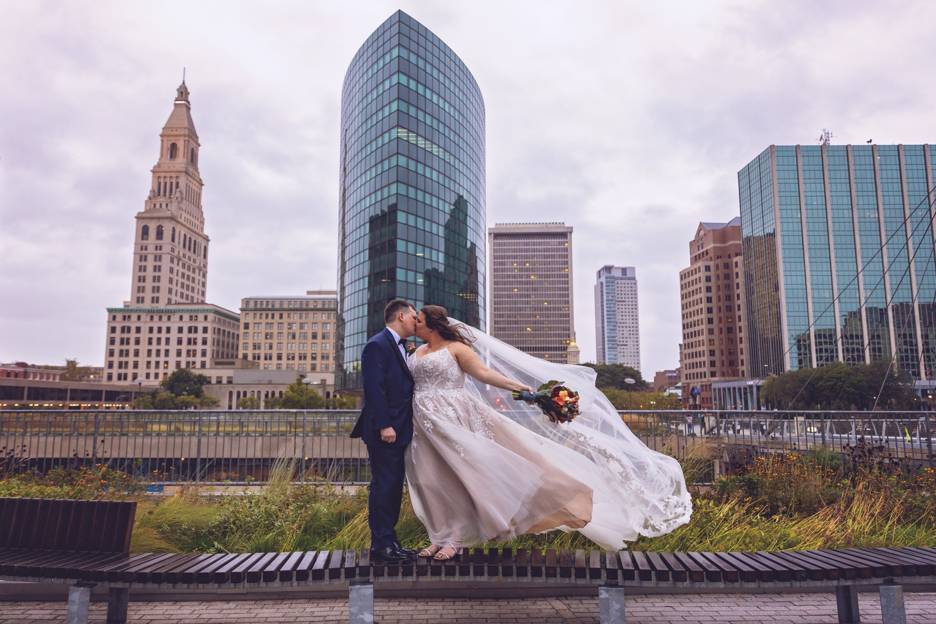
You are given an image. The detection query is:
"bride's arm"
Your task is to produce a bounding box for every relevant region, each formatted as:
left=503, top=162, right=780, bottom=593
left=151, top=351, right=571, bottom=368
left=450, top=342, right=532, bottom=393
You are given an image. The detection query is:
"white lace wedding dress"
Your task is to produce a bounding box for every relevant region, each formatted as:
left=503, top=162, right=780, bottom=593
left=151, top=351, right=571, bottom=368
left=405, top=329, right=693, bottom=551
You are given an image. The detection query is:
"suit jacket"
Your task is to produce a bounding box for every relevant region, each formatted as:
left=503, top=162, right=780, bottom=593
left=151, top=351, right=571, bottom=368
left=350, top=328, right=415, bottom=448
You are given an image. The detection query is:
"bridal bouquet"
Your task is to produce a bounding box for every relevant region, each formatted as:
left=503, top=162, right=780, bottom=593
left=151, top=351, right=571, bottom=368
left=512, top=381, right=580, bottom=424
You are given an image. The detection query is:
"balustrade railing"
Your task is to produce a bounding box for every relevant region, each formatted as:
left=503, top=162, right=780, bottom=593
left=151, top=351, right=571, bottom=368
left=1, top=409, right=932, bottom=484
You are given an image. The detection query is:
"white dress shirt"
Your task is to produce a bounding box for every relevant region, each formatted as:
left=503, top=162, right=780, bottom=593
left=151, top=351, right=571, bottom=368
left=386, top=326, right=407, bottom=361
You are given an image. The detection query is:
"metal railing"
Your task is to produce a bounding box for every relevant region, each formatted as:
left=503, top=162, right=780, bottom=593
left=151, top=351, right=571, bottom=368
left=1, top=410, right=932, bottom=484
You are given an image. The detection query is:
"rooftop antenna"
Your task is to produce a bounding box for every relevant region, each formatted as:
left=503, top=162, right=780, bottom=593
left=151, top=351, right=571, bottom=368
left=819, top=128, right=833, bottom=146
left=182, top=67, right=186, bottom=83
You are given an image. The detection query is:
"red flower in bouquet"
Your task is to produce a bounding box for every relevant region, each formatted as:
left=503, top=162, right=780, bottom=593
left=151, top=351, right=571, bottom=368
left=512, top=380, right=581, bottom=424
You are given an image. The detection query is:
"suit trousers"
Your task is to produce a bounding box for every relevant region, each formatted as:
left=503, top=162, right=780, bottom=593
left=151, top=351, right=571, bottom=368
left=366, top=441, right=406, bottom=549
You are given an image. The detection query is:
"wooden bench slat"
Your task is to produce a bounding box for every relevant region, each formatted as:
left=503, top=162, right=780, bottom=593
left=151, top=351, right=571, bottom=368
left=326, top=550, right=344, bottom=580
left=616, top=551, right=636, bottom=581
left=144, top=554, right=202, bottom=584
left=244, top=552, right=279, bottom=583
left=160, top=553, right=215, bottom=584
left=748, top=551, right=806, bottom=582
left=259, top=551, right=292, bottom=583
left=544, top=549, right=558, bottom=579
left=94, top=553, right=158, bottom=581
left=854, top=547, right=923, bottom=575
left=685, top=552, right=722, bottom=582
left=672, top=552, right=705, bottom=582
left=630, top=551, right=654, bottom=581
left=872, top=547, right=936, bottom=574
left=772, top=551, right=834, bottom=581
left=804, top=549, right=876, bottom=578
left=714, top=551, right=757, bottom=582
left=658, top=552, right=687, bottom=583
left=726, top=551, right=775, bottom=582
left=530, top=549, right=544, bottom=578
left=499, top=547, right=514, bottom=578
left=558, top=550, right=574, bottom=579
left=179, top=553, right=230, bottom=584
left=838, top=548, right=911, bottom=576
left=644, top=551, right=673, bottom=582
left=310, top=550, right=329, bottom=581
left=696, top=552, right=740, bottom=582
left=354, top=550, right=370, bottom=579
left=514, top=548, right=529, bottom=577
left=209, top=553, right=248, bottom=584
left=342, top=550, right=357, bottom=580
left=588, top=551, right=603, bottom=580
left=229, top=553, right=265, bottom=584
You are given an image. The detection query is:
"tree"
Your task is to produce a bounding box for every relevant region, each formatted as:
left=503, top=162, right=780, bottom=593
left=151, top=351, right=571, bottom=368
left=132, top=368, right=216, bottom=410
left=238, top=396, right=261, bottom=409
left=581, top=363, right=648, bottom=390
left=268, top=377, right=324, bottom=409
left=62, top=358, right=94, bottom=381
left=601, top=389, right=681, bottom=410
left=761, top=361, right=918, bottom=410
left=162, top=369, right=210, bottom=397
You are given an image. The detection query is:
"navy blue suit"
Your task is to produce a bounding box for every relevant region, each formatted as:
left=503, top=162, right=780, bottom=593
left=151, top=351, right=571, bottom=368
left=350, top=328, right=414, bottom=550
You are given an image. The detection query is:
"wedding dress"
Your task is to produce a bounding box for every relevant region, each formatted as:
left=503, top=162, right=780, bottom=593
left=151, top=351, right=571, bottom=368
left=405, top=324, right=692, bottom=551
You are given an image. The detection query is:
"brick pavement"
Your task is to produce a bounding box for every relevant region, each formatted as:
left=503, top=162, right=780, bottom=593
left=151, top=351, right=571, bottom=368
left=2, top=592, right=936, bottom=623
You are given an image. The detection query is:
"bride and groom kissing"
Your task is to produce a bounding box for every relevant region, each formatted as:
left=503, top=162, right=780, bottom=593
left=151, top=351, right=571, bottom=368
left=351, top=299, right=694, bottom=564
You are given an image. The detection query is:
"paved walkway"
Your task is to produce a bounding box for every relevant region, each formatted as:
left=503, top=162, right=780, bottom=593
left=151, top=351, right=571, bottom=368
left=2, top=592, right=936, bottom=623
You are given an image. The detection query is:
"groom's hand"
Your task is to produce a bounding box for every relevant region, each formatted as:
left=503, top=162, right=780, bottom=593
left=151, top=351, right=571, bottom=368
left=380, top=426, right=397, bottom=444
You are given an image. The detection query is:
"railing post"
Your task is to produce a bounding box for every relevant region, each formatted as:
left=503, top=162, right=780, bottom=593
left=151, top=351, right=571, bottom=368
left=91, top=412, right=100, bottom=467
left=195, top=413, right=202, bottom=483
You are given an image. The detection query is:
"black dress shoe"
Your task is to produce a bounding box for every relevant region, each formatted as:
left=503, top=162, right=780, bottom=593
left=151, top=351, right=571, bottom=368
left=391, top=542, right=418, bottom=558
left=370, top=545, right=412, bottom=563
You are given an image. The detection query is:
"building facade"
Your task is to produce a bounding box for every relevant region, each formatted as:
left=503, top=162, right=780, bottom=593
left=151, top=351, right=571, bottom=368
left=336, top=11, right=486, bottom=388
left=104, top=305, right=240, bottom=383
left=679, top=218, right=746, bottom=408
left=740, top=144, right=936, bottom=380
left=103, top=82, right=240, bottom=384
left=488, top=223, right=575, bottom=362
left=238, top=291, right=338, bottom=385
left=594, top=265, right=640, bottom=369
left=652, top=368, right=680, bottom=392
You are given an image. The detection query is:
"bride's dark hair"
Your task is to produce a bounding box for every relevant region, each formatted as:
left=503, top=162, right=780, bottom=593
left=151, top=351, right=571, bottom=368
left=421, top=305, right=474, bottom=345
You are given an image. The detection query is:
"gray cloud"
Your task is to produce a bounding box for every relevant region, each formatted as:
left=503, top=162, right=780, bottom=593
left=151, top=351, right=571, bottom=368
left=2, top=0, right=936, bottom=379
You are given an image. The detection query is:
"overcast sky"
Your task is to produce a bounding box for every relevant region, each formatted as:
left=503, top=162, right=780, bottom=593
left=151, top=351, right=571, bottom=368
left=2, top=0, right=936, bottom=377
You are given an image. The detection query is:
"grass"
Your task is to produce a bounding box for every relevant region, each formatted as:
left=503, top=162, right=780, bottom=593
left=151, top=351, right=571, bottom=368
left=3, top=447, right=934, bottom=554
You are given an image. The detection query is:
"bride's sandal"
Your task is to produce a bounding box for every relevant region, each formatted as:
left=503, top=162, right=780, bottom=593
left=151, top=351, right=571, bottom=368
left=418, top=545, right=441, bottom=558
left=433, top=545, right=457, bottom=561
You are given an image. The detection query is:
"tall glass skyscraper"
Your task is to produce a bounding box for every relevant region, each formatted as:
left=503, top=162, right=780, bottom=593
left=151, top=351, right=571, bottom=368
left=336, top=11, right=486, bottom=388
left=739, top=144, right=936, bottom=380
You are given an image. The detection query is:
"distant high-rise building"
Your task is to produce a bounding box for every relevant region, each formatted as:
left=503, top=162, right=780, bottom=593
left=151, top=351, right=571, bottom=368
left=740, top=144, right=936, bottom=381
left=336, top=11, right=486, bottom=389
left=103, top=82, right=239, bottom=384
left=679, top=218, right=746, bottom=408
left=238, top=291, right=338, bottom=385
left=594, top=266, right=640, bottom=369
left=488, top=223, right=574, bottom=362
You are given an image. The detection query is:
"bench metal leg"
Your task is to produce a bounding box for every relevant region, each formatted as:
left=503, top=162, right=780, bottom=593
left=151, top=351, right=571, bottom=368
left=106, top=587, right=130, bottom=624
left=67, top=583, right=93, bottom=624
left=349, top=581, right=374, bottom=624
left=836, top=585, right=860, bottom=624
left=880, top=584, right=907, bottom=624
left=599, top=586, right=626, bottom=623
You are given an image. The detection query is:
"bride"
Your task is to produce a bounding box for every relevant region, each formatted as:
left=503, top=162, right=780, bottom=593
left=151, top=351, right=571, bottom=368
left=406, top=305, right=692, bottom=561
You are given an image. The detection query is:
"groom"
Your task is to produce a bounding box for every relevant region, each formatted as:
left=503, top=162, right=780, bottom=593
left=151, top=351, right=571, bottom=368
left=351, top=299, right=419, bottom=562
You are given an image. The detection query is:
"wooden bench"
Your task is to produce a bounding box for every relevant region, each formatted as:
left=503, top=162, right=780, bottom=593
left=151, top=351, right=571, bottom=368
left=2, top=498, right=934, bottom=623
left=0, top=496, right=136, bottom=624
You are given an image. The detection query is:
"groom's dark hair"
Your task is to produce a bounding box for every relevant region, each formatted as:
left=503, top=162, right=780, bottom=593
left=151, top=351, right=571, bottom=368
left=384, top=298, right=415, bottom=324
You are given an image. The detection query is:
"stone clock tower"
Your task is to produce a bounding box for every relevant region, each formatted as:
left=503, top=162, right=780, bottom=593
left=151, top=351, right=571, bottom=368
left=131, top=81, right=209, bottom=306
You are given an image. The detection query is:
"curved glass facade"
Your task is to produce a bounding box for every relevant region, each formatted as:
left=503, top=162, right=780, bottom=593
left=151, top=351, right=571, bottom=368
left=336, top=11, right=486, bottom=388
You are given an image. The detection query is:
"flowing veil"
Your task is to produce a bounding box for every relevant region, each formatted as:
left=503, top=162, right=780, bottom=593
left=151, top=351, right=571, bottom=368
left=455, top=319, right=692, bottom=549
